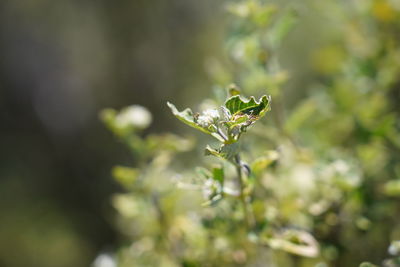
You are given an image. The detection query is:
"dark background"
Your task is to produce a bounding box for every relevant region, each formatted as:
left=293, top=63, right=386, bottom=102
left=0, top=1, right=224, bottom=266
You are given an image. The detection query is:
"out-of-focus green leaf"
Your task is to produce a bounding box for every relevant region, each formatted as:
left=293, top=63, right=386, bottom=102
left=100, top=108, right=121, bottom=135
left=146, top=133, right=194, bottom=153
left=112, top=194, right=141, bottom=218
left=383, top=180, right=400, bottom=196
left=196, top=167, right=212, bottom=180
left=251, top=150, right=279, bottom=175
left=227, top=1, right=276, bottom=27
left=359, top=262, right=379, bottom=267
left=112, top=166, right=139, bottom=188
left=228, top=84, right=241, bottom=96
left=268, top=8, right=298, bottom=49
left=284, top=99, right=317, bottom=134
left=265, top=229, right=319, bottom=258
left=251, top=4, right=276, bottom=27
left=212, top=166, right=224, bottom=184
left=100, top=106, right=153, bottom=137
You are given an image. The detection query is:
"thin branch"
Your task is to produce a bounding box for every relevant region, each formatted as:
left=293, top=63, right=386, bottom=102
left=217, top=127, right=229, bottom=142
left=234, top=154, right=255, bottom=229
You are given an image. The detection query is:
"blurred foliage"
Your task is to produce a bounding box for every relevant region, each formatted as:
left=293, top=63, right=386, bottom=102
left=102, top=0, right=400, bottom=266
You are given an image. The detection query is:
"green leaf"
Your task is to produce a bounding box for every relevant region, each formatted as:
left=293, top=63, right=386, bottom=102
left=251, top=4, right=276, bottom=27
left=167, top=102, right=225, bottom=142
left=251, top=150, right=279, bottom=175
left=205, top=145, right=223, bottom=158
left=228, top=84, right=241, bottom=96
left=226, top=114, right=249, bottom=129
left=100, top=108, right=126, bottom=136
left=205, top=143, right=239, bottom=161
left=383, top=180, right=400, bottom=196
left=146, top=133, right=194, bottom=153
left=167, top=102, right=209, bottom=134
left=224, top=95, right=271, bottom=117
left=112, top=166, right=139, bottom=188
left=212, top=166, right=224, bottom=184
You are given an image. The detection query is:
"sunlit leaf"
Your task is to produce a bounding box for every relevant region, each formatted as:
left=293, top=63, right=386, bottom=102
left=167, top=102, right=225, bottom=142
left=224, top=95, right=271, bottom=117
left=167, top=102, right=210, bottom=134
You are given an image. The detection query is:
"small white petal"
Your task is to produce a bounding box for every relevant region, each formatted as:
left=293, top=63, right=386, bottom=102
left=203, top=109, right=220, bottom=120
left=197, top=115, right=213, bottom=128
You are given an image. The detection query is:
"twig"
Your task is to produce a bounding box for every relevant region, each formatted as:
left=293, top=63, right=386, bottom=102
left=234, top=154, right=255, bottom=229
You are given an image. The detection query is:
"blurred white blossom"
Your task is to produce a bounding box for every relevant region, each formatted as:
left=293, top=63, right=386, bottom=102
left=116, top=105, right=152, bottom=129
left=388, top=240, right=400, bottom=256
left=92, top=253, right=116, bottom=267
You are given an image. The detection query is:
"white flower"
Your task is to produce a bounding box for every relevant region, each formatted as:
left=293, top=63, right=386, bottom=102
left=197, top=115, right=213, bottom=128
left=116, top=105, right=152, bottom=129
left=203, top=109, right=220, bottom=120
left=197, top=109, right=220, bottom=128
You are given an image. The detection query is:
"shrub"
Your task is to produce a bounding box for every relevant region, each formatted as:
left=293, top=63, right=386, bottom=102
left=100, top=0, right=400, bottom=266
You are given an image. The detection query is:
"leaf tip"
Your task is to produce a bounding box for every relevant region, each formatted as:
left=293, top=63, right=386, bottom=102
left=166, top=101, right=178, bottom=113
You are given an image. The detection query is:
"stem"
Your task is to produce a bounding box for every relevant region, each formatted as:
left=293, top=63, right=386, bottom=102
left=234, top=154, right=255, bottom=230
left=217, top=127, right=228, bottom=142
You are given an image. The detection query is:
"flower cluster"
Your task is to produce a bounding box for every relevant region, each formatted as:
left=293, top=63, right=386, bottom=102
left=196, top=109, right=220, bottom=128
